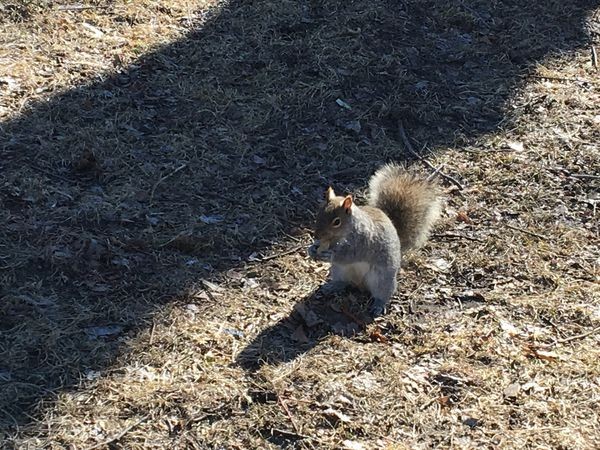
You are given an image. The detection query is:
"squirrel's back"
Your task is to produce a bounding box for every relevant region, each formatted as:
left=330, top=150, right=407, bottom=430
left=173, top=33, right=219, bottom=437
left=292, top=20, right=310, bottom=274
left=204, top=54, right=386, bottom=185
left=367, top=164, right=441, bottom=251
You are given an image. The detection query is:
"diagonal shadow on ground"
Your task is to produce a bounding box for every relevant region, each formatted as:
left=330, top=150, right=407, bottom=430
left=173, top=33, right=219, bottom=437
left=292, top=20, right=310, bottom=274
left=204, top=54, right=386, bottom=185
left=0, top=0, right=598, bottom=434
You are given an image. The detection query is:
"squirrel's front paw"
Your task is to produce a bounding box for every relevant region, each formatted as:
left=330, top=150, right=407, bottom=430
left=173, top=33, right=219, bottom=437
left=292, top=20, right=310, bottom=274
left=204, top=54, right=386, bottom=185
left=308, top=242, right=332, bottom=262
left=307, top=243, right=319, bottom=259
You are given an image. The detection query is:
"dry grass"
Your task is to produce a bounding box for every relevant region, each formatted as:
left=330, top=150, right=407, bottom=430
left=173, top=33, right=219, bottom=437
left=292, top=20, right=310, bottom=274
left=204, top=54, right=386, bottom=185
left=1, top=0, right=599, bottom=449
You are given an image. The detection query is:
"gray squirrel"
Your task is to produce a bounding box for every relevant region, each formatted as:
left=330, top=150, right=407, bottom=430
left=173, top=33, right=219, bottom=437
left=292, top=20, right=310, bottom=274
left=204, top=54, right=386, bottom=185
left=308, top=164, right=442, bottom=317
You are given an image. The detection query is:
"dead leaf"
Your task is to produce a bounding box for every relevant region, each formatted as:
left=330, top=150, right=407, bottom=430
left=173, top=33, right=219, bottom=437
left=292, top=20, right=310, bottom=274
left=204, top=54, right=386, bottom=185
left=369, top=326, right=389, bottom=344
left=499, top=320, right=522, bottom=337
left=522, top=381, right=545, bottom=394
left=336, top=98, right=352, bottom=110
left=403, top=365, right=433, bottom=386
left=85, top=325, right=123, bottom=339
left=323, top=407, right=351, bottom=424
left=222, top=328, right=244, bottom=338
left=503, top=382, right=520, bottom=398
left=199, top=214, right=224, bottom=224
left=192, top=290, right=210, bottom=301
left=456, top=210, right=472, bottom=223
left=81, top=22, right=104, bottom=38
left=352, top=372, right=379, bottom=392
left=226, top=269, right=244, bottom=280
left=425, top=257, right=452, bottom=272
left=270, top=281, right=290, bottom=291
left=506, top=141, right=524, bottom=152
left=437, top=396, right=451, bottom=408
left=342, top=440, right=365, bottom=450
left=523, top=345, right=560, bottom=361
left=201, top=279, right=224, bottom=292
left=337, top=395, right=353, bottom=405
left=242, top=277, right=259, bottom=289
left=343, top=120, right=361, bottom=133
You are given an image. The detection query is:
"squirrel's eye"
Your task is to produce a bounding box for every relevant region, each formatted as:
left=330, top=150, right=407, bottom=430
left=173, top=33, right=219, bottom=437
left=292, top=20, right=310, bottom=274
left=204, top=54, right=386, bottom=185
left=331, top=217, right=342, bottom=227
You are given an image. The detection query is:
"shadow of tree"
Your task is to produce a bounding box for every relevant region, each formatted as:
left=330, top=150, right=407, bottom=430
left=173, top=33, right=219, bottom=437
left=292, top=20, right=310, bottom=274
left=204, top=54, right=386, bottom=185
left=0, top=0, right=598, bottom=432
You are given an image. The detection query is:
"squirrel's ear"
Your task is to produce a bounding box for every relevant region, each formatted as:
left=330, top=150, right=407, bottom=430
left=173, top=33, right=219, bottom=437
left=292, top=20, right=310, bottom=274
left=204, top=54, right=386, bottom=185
left=326, top=186, right=336, bottom=201
left=342, top=195, right=353, bottom=213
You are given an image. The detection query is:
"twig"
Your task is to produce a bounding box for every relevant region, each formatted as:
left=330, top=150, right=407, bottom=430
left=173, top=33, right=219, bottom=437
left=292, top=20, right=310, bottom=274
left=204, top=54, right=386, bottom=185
left=159, top=231, right=186, bottom=248
left=57, top=4, right=110, bottom=11
left=149, top=164, right=187, bottom=204
left=149, top=320, right=156, bottom=345
left=592, top=46, right=598, bottom=70
left=427, top=163, right=445, bottom=181
left=271, top=428, right=311, bottom=440
left=397, top=121, right=464, bottom=190
left=253, top=244, right=304, bottom=262
left=48, top=186, right=74, bottom=201
left=433, top=232, right=484, bottom=243
left=27, top=162, right=79, bottom=184
left=569, top=173, right=600, bottom=180
left=273, top=387, right=302, bottom=436
left=505, top=223, right=549, bottom=241
left=530, top=75, right=600, bottom=85
left=397, top=121, right=433, bottom=165
left=556, top=325, right=600, bottom=344
left=550, top=167, right=600, bottom=180
left=85, top=414, right=149, bottom=450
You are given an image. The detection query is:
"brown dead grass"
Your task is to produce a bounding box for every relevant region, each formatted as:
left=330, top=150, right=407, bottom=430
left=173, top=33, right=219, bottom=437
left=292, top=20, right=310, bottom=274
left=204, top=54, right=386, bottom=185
left=1, top=0, right=599, bottom=449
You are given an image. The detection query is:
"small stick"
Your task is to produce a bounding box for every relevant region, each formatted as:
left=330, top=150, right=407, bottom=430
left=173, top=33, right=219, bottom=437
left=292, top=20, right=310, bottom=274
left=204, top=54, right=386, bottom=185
left=397, top=121, right=464, bottom=190
left=253, top=244, right=304, bottom=262
left=427, top=163, right=445, bottom=181
left=556, top=325, right=600, bottom=344
left=271, top=428, right=311, bottom=440
left=530, top=75, right=600, bottom=85
left=149, top=164, right=187, bottom=204
left=57, top=5, right=110, bottom=11
left=273, top=388, right=302, bottom=436
left=149, top=320, right=156, bottom=345
left=592, top=46, right=598, bottom=69
left=569, top=173, right=600, bottom=180
left=27, top=163, right=79, bottom=184
left=432, top=232, right=484, bottom=243
left=48, top=187, right=74, bottom=201
left=505, top=223, right=549, bottom=241
left=85, top=414, right=149, bottom=450
left=552, top=167, right=600, bottom=180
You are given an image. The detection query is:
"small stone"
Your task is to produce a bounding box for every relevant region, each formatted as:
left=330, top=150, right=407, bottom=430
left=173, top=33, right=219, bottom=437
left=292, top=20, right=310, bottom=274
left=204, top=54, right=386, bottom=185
left=504, top=382, right=520, bottom=398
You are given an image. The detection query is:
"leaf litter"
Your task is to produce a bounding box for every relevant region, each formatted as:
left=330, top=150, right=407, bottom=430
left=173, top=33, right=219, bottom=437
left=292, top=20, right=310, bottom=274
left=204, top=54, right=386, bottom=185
left=0, top=0, right=599, bottom=449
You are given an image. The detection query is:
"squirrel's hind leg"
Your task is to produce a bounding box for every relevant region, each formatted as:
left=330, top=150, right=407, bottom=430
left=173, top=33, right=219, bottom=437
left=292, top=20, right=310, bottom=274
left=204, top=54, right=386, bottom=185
left=320, top=264, right=349, bottom=294
left=321, top=280, right=347, bottom=295
left=365, top=266, right=398, bottom=317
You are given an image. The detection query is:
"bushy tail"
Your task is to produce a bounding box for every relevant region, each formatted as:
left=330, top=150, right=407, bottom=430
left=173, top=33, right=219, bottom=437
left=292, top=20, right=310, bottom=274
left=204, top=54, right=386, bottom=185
left=368, top=164, right=441, bottom=251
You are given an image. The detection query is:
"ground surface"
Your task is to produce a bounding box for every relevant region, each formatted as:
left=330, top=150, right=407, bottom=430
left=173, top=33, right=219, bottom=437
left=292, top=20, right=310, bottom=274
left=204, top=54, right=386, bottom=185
left=1, top=1, right=599, bottom=449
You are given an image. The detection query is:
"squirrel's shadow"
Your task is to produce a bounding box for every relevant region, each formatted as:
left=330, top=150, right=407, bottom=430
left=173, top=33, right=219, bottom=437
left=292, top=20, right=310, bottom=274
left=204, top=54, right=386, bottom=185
left=236, top=286, right=374, bottom=371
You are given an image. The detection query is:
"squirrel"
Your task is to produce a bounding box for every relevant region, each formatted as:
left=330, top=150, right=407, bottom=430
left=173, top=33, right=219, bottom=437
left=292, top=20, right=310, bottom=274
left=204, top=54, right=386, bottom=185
left=308, top=163, right=442, bottom=317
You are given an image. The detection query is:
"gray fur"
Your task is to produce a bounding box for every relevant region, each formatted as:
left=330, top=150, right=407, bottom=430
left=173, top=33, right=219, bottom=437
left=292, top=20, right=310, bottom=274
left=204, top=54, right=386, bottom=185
left=368, top=163, right=441, bottom=251
left=310, top=165, right=441, bottom=317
